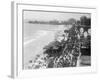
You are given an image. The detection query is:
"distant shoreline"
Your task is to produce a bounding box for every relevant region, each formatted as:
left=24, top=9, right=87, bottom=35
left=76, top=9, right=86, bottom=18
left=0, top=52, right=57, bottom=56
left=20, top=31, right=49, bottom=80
left=27, top=21, right=91, bottom=28
left=28, top=20, right=74, bottom=25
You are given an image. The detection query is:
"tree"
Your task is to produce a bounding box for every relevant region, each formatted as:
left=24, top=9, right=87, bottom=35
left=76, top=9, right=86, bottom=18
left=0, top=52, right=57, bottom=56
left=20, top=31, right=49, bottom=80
left=80, top=16, right=91, bottom=26
left=67, top=18, right=77, bottom=24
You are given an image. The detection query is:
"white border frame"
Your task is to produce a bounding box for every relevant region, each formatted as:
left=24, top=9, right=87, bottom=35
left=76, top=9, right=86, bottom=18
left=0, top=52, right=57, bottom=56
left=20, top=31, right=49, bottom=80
left=11, top=1, right=97, bottom=78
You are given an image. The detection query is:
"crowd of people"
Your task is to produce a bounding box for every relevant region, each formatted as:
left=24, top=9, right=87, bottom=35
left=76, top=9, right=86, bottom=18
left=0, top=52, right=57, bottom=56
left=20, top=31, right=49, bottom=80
left=26, top=23, right=91, bottom=69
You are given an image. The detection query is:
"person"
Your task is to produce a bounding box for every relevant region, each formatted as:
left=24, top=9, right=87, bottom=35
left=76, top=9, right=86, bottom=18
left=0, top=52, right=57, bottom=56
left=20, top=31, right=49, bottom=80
left=80, top=27, right=84, bottom=35
left=88, top=28, right=91, bottom=36
left=84, top=31, right=88, bottom=38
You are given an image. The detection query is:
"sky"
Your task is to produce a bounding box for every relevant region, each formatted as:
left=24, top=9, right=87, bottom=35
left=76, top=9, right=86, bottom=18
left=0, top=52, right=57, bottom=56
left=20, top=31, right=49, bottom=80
left=24, top=10, right=91, bottom=21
